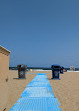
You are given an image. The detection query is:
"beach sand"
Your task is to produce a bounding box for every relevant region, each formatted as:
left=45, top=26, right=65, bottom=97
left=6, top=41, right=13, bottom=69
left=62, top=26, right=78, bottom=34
left=5, top=70, right=36, bottom=111
left=0, top=70, right=79, bottom=111
left=47, top=72, right=79, bottom=111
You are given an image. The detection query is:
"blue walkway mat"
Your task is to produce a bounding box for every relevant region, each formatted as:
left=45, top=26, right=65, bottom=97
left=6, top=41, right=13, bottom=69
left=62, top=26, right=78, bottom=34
left=10, top=73, right=62, bottom=111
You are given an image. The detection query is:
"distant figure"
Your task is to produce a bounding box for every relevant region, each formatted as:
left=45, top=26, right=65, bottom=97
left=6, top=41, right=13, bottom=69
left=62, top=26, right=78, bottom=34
left=70, top=66, right=75, bottom=71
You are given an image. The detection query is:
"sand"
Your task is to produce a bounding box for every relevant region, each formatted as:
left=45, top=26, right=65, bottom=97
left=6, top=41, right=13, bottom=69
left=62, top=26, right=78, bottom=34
left=0, top=70, right=79, bottom=111
left=47, top=72, right=79, bottom=111
left=4, top=70, right=36, bottom=111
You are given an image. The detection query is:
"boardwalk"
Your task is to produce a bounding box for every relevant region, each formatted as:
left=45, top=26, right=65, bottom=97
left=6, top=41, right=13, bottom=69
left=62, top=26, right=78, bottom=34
left=10, top=73, right=61, bottom=111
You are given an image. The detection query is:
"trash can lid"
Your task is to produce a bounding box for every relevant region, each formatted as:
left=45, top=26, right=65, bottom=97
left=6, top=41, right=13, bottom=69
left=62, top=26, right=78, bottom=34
left=51, top=64, right=60, bottom=69
left=17, top=64, right=27, bottom=68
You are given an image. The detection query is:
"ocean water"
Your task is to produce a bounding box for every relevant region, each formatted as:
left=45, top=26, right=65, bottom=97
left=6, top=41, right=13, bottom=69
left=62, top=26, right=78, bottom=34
left=9, top=67, right=79, bottom=71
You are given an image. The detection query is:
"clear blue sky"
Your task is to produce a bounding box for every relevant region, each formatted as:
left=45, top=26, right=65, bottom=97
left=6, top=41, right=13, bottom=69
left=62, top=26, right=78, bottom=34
left=0, top=0, right=79, bottom=67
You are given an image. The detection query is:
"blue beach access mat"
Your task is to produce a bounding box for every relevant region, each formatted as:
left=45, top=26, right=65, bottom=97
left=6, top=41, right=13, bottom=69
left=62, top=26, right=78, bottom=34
left=10, top=73, right=62, bottom=111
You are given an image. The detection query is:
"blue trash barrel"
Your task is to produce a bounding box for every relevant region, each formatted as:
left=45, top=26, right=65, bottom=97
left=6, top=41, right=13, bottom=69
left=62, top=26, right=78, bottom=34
left=51, top=65, right=60, bottom=79
left=60, top=67, right=64, bottom=74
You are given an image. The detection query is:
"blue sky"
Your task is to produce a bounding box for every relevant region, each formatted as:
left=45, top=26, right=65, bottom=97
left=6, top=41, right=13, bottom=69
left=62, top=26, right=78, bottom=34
left=0, top=0, right=79, bottom=67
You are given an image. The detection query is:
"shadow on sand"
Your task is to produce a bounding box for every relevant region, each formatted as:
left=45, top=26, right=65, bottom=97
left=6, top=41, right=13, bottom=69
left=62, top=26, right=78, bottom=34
left=48, top=78, right=60, bottom=80
left=13, top=78, right=26, bottom=80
